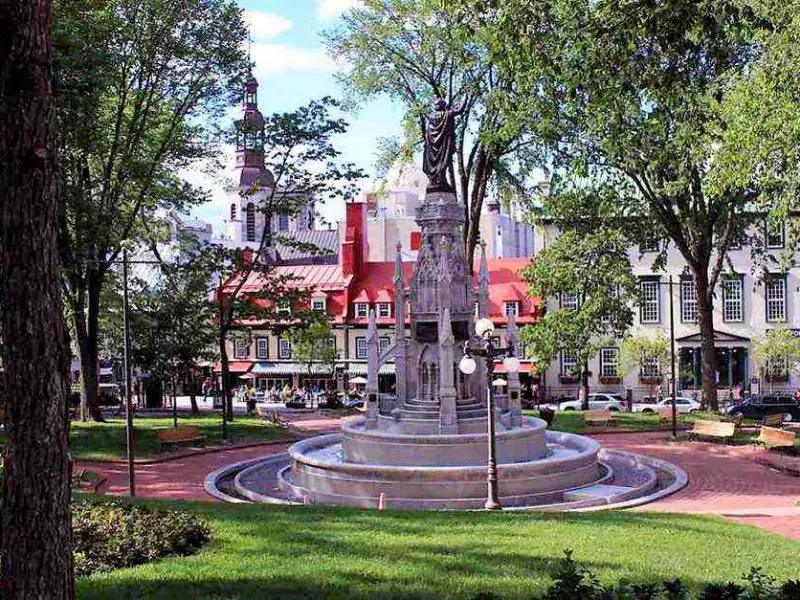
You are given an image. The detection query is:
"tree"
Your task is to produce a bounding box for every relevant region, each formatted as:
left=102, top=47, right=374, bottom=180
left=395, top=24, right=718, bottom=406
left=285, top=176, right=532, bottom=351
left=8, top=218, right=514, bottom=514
left=487, top=0, right=800, bottom=411
left=53, top=0, right=249, bottom=420
left=292, top=321, right=340, bottom=396
left=619, top=334, right=671, bottom=401
left=325, top=0, right=542, bottom=269
left=210, top=97, right=364, bottom=423
left=751, top=327, right=800, bottom=393
left=0, top=0, right=75, bottom=595
left=521, top=228, right=637, bottom=409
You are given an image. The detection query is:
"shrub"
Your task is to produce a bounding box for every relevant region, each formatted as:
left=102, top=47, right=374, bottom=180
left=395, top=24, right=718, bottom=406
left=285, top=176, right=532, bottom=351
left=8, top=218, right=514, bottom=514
left=72, top=500, right=210, bottom=577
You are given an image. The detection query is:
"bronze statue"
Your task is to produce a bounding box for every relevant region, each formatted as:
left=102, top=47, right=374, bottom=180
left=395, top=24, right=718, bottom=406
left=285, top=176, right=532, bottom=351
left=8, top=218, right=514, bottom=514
left=421, top=98, right=461, bottom=192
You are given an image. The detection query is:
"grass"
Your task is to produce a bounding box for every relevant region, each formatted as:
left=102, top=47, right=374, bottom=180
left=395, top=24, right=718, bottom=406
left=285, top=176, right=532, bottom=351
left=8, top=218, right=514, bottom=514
left=522, top=408, right=712, bottom=433
left=77, top=501, right=800, bottom=600
left=0, top=415, right=293, bottom=462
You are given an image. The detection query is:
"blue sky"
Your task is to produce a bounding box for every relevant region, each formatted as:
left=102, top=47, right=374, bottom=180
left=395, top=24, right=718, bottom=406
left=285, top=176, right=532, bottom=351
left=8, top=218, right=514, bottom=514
left=188, top=0, right=406, bottom=230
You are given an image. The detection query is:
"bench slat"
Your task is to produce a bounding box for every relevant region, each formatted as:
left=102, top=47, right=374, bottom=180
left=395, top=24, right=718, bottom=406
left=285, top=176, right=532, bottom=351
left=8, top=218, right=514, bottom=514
left=691, top=420, right=735, bottom=438
left=756, top=425, right=796, bottom=448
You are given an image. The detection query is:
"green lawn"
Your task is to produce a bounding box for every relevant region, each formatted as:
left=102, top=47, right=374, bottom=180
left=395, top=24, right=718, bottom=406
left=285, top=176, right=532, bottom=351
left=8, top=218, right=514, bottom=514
left=0, top=415, right=293, bottom=461
left=78, top=501, right=800, bottom=600
left=523, top=408, right=710, bottom=433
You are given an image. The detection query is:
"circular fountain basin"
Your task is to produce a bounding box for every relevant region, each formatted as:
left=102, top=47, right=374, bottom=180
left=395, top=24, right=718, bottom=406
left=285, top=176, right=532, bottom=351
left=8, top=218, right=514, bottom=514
left=342, top=415, right=548, bottom=466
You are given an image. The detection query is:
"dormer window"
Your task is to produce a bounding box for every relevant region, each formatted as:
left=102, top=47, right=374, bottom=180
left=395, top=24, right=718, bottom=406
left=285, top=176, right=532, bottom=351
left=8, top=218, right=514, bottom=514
left=377, top=303, right=391, bottom=318
left=504, top=301, right=520, bottom=317
left=355, top=303, right=369, bottom=318
left=311, top=295, right=326, bottom=311
left=560, top=294, right=578, bottom=310
left=277, top=298, right=291, bottom=315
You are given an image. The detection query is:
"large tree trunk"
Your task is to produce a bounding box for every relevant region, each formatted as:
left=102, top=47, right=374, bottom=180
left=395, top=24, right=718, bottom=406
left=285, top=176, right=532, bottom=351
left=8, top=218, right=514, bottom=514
left=0, top=0, right=76, bottom=595
left=73, top=272, right=104, bottom=421
left=219, top=330, right=233, bottom=424
left=695, top=273, right=719, bottom=412
left=579, top=360, right=590, bottom=411
left=464, top=147, right=491, bottom=273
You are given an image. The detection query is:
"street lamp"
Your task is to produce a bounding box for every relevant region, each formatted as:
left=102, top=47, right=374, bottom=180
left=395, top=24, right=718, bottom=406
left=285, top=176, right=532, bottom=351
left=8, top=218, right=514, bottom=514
left=459, top=317, right=520, bottom=510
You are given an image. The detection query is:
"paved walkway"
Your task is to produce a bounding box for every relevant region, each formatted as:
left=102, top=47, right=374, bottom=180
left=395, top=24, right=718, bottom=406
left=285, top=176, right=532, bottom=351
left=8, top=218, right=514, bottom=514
left=75, top=416, right=800, bottom=541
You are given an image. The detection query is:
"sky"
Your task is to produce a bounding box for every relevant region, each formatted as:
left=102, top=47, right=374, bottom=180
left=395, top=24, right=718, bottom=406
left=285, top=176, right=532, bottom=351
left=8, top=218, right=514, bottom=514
left=186, top=0, right=406, bottom=232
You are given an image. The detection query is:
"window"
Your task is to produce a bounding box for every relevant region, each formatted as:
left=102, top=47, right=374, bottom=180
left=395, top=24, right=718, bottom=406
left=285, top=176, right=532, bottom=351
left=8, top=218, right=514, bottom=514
left=278, top=338, right=292, bottom=359
left=255, top=337, right=268, bottom=359
left=766, top=220, right=785, bottom=249
left=234, top=338, right=250, bottom=359
left=311, top=296, right=326, bottom=311
left=355, top=303, right=369, bottom=318
left=722, top=277, right=744, bottom=322
left=600, top=348, right=619, bottom=377
left=245, top=203, right=256, bottom=242
left=379, top=336, right=391, bottom=352
left=680, top=278, right=698, bottom=323
left=504, top=301, right=520, bottom=317
left=641, top=356, right=661, bottom=377
left=377, top=303, right=391, bottom=318
left=230, top=203, right=237, bottom=220
left=277, top=298, right=290, bottom=315
left=560, top=351, right=577, bottom=376
left=560, top=294, right=578, bottom=310
left=766, top=276, right=787, bottom=322
left=355, top=336, right=367, bottom=359
left=639, top=237, right=660, bottom=253
left=639, top=278, right=660, bottom=324
left=278, top=213, right=289, bottom=232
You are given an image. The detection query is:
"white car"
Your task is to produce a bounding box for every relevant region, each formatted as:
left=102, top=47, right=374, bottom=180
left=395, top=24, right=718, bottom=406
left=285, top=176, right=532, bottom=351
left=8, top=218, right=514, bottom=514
left=558, top=393, right=624, bottom=412
left=632, top=396, right=701, bottom=414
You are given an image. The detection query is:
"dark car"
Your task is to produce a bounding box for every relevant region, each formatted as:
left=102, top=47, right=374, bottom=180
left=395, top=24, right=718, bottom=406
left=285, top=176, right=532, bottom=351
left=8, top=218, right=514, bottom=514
left=726, top=394, right=800, bottom=422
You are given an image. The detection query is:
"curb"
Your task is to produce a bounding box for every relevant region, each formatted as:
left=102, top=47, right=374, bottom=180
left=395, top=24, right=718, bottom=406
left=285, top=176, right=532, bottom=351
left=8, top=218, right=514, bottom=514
left=755, top=454, right=800, bottom=477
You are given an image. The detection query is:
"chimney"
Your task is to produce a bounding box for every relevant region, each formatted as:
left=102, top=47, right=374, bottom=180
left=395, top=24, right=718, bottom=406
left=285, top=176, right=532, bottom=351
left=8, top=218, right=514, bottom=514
left=342, top=201, right=366, bottom=276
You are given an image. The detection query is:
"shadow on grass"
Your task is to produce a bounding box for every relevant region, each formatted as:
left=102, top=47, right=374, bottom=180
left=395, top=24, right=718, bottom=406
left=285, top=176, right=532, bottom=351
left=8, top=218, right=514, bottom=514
left=76, top=502, right=800, bottom=600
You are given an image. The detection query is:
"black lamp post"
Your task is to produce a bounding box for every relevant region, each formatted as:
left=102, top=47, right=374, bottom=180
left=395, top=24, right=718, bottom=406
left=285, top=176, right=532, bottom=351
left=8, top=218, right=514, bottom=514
left=459, top=317, right=520, bottom=511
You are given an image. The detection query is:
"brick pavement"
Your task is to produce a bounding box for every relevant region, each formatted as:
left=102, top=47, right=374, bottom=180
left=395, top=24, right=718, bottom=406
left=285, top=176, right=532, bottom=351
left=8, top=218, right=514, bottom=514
left=75, top=417, right=800, bottom=541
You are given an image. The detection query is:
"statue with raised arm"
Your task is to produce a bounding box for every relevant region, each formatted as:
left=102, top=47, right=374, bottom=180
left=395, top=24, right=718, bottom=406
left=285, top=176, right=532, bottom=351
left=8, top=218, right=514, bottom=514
left=421, top=97, right=460, bottom=192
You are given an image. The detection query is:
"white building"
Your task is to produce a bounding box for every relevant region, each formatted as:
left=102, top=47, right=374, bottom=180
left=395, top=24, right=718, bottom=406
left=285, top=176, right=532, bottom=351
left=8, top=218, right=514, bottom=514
left=534, top=220, right=796, bottom=402
left=358, top=161, right=535, bottom=262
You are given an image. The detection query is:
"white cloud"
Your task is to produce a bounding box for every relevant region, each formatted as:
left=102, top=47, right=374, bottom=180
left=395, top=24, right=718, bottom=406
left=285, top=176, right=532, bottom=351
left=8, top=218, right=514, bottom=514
left=316, top=0, right=360, bottom=20
left=245, top=10, right=293, bottom=40
left=251, top=43, right=335, bottom=78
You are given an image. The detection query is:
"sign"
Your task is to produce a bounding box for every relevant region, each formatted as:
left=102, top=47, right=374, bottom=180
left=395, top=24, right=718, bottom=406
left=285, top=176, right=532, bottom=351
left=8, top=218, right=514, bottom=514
left=750, top=376, right=760, bottom=396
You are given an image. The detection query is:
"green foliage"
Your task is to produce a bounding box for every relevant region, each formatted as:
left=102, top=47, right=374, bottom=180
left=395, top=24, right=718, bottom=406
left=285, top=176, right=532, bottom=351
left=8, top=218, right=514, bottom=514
left=751, top=326, right=800, bottom=378
left=73, top=500, right=210, bottom=578
left=542, top=550, right=608, bottom=600
left=619, top=335, right=670, bottom=377
left=291, top=322, right=339, bottom=378
left=521, top=228, right=637, bottom=387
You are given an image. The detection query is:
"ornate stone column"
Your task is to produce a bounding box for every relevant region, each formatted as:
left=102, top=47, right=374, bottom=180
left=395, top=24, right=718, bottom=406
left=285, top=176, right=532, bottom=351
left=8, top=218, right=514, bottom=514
left=365, top=309, right=379, bottom=427
left=393, top=242, right=407, bottom=408
left=438, top=309, right=458, bottom=434
left=506, top=314, right=522, bottom=428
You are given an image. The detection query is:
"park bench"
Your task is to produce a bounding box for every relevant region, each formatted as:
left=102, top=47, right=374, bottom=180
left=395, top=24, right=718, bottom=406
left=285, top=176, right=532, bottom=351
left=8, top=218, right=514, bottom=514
left=754, top=425, right=797, bottom=451
left=257, top=406, right=290, bottom=428
left=156, top=425, right=204, bottom=452
left=73, top=468, right=107, bottom=494
left=690, top=419, right=735, bottom=443
left=658, top=408, right=673, bottom=423
left=761, top=413, right=785, bottom=428
left=583, top=409, right=616, bottom=428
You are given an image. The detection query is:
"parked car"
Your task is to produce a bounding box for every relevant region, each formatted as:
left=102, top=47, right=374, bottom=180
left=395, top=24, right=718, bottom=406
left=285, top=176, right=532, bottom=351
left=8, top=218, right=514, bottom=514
left=632, top=396, right=701, bottom=414
left=558, top=393, right=624, bottom=411
left=726, top=394, right=800, bottom=422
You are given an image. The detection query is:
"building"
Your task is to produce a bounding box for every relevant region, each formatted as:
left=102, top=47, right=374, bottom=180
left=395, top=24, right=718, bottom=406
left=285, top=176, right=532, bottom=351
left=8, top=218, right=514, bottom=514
left=355, top=161, right=535, bottom=262
left=534, top=220, right=798, bottom=402
left=217, top=201, right=542, bottom=395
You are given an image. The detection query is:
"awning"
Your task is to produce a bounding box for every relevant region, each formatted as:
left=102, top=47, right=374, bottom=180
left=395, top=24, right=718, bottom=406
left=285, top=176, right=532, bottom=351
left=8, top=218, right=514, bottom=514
left=493, top=362, right=538, bottom=374
left=251, top=362, right=336, bottom=376
left=347, top=362, right=396, bottom=375
left=213, top=361, right=253, bottom=374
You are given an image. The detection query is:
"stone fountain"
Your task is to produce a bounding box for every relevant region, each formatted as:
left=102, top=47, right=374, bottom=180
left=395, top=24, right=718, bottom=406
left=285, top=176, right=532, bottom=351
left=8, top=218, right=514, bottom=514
left=207, top=100, right=687, bottom=510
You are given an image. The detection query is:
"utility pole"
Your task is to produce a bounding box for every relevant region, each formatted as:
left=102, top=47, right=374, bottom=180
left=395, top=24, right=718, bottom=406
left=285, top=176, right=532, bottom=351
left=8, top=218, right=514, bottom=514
left=669, top=275, right=678, bottom=439
left=122, top=249, right=136, bottom=496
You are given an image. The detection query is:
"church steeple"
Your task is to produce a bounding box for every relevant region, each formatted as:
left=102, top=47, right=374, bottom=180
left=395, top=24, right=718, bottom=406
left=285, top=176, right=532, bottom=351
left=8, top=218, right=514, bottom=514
left=234, top=71, right=273, bottom=189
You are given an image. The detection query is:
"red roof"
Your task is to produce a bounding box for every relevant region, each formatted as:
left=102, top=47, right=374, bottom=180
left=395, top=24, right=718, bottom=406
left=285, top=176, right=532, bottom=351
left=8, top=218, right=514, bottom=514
left=482, top=258, right=538, bottom=324
left=213, top=361, right=253, bottom=373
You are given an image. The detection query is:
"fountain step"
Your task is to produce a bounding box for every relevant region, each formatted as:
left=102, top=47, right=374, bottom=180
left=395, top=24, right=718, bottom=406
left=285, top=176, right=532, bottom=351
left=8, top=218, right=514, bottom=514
left=562, top=484, right=637, bottom=504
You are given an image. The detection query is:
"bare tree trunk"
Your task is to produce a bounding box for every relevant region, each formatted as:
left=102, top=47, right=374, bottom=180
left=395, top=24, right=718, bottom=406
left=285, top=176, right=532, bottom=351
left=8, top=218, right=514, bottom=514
left=188, top=370, right=199, bottom=414
left=219, top=330, right=233, bottom=423
left=0, top=0, right=76, bottom=595
left=579, top=361, right=590, bottom=411
left=465, top=147, right=491, bottom=272
left=74, top=273, right=104, bottom=422
left=695, top=273, right=719, bottom=412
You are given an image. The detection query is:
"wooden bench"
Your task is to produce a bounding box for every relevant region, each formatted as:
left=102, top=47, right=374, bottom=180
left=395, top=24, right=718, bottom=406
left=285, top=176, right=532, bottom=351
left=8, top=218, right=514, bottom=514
left=583, top=409, right=616, bottom=427
left=690, top=419, right=736, bottom=442
left=762, top=413, right=785, bottom=428
left=73, top=468, right=107, bottom=494
left=754, top=425, right=797, bottom=450
left=156, top=426, right=204, bottom=451
left=658, top=408, right=673, bottom=423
